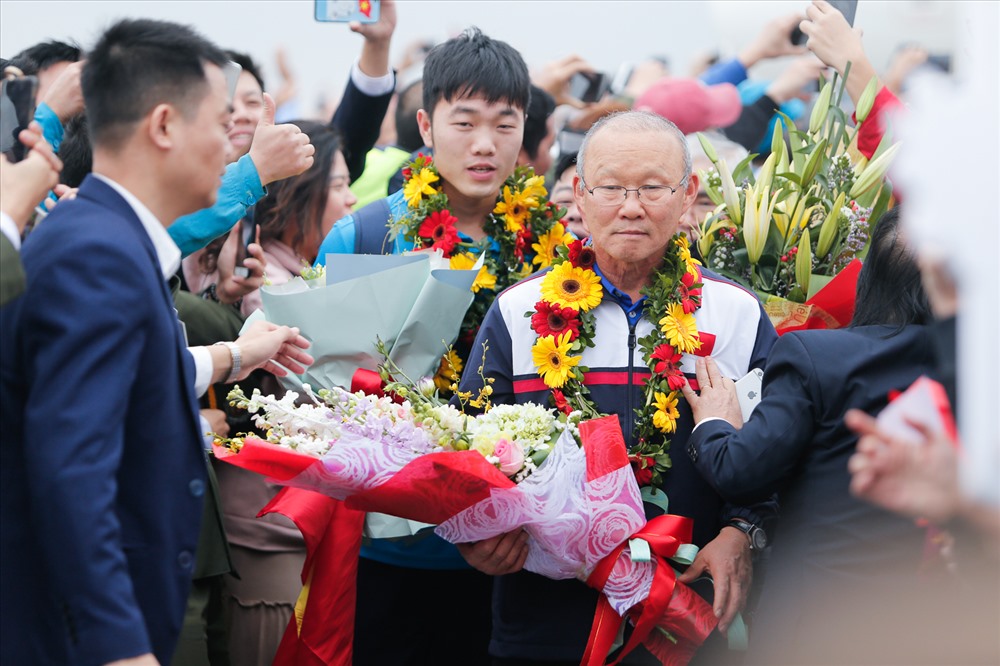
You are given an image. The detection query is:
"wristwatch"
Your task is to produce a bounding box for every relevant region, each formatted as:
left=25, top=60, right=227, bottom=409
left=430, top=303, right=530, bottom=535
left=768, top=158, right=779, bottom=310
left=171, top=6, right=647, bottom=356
left=728, top=518, right=767, bottom=551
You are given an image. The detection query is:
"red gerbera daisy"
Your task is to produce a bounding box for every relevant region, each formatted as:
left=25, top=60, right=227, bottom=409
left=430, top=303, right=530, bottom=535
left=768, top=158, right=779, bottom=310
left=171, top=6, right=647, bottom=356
left=531, top=300, right=581, bottom=340
left=649, top=344, right=682, bottom=374
left=418, top=210, right=460, bottom=255
left=567, top=240, right=596, bottom=269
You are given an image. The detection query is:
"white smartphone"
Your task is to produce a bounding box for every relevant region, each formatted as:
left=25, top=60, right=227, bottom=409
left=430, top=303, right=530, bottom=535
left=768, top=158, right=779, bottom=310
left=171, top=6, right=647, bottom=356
left=734, top=368, right=764, bottom=422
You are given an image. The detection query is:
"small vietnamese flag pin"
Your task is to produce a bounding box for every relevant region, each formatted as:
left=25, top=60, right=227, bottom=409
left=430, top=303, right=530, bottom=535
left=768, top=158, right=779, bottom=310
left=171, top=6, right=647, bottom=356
left=359, top=0, right=372, bottom=17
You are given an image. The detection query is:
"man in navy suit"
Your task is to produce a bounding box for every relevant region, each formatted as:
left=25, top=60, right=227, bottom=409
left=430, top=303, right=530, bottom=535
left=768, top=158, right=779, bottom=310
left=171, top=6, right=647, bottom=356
left=681, top=208, right=953, bottom=664
left=0, top=19, right=311, bottom=666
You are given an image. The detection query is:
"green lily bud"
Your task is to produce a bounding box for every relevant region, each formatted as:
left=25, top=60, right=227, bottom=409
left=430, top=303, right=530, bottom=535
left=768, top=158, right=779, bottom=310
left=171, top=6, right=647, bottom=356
left=754, top=152, right=777, bottom=197
left=719, top=159, right=742, bottom=225
left=800, top=138, right=827, bottom=189
left=770, top=119, right=786, bottom=165
left=697, top=132, right=719, bottom=163
left=855, top=76, right=880, bottom=124
left=809, top=80, right=833, bottom=135
left=850, top=142, right=901, bottom=198
left=817, top=191, right=846, bottom=258
left=796, top=229, right=812, bottom=294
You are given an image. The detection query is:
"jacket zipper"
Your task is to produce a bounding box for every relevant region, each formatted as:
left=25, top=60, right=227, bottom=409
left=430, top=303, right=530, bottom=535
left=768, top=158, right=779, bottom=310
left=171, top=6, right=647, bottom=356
left=625, top=321, right=637, bottom=447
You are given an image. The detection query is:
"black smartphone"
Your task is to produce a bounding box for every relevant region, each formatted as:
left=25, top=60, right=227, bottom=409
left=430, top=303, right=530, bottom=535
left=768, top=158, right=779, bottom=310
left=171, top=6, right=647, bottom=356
left=791, top=0, right=858, bottom=45
left=1, top=76, right=39, bottom=162
left=569, top=72, right=609, bottom=104
left=233, top=217, right=257, bottom=278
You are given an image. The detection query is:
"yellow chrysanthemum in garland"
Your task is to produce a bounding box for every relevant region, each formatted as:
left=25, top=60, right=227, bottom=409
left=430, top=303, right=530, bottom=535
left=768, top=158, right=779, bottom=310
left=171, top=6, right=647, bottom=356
left=531, top=331, right=581, bottom=388
left=433, top=349, right=464, bottom=393
left=493, top=186, right=533, bottom=233
left=449, top=252, right=498, bottom=293
left=652, top=391, right=680, bottom=433
left=531, top=222, right=574, bottom=269
left=403, top=168, right=439, bottom=207
left=540, top=262, right=603, bottom=312
left=522, top=175, right=547, bottom=202
left=659, top=302, right=701, bottom=353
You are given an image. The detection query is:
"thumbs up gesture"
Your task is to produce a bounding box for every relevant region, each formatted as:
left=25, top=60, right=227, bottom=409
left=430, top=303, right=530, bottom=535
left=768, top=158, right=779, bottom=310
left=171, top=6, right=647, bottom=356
left=247, top=92, right=315, bottom=186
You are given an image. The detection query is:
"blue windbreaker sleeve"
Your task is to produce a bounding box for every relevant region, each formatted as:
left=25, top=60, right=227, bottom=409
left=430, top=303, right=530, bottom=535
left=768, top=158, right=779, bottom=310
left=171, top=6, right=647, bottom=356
left=33, top=103, right=64, bottom=154
left=168, top=154, right=265, bottom=257
left=699, top=58, right=749, bottom=87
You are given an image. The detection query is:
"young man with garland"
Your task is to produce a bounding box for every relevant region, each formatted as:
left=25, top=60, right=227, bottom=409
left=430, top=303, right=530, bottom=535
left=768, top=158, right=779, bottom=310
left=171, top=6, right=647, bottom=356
left=456, top=111, right=778, bottom=665
left=313, top=27, right=571, bottom=665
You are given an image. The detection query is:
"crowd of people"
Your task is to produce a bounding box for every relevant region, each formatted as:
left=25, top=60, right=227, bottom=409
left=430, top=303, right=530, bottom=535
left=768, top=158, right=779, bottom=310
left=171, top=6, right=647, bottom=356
left=1, top=1, right=997, bottom=665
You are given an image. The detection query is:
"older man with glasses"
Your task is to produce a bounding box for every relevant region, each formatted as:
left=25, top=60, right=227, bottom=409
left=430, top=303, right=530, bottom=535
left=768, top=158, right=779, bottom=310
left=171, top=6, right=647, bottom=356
left=456, top=110, right=779, bottom=664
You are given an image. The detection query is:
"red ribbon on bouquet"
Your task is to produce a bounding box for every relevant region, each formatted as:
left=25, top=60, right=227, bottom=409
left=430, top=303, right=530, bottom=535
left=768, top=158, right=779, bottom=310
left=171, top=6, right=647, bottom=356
left=581, top=514, right=717, bottom=666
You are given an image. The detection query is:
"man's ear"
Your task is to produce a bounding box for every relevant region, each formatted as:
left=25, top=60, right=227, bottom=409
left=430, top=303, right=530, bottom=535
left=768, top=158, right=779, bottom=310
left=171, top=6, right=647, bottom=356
left=147, top=103, right=176, bottom=150
left=417, top=108, right=433, bottom=148
left=681, top=172, right=700, bottom=211
left=572, top=173, right=587, bottom=217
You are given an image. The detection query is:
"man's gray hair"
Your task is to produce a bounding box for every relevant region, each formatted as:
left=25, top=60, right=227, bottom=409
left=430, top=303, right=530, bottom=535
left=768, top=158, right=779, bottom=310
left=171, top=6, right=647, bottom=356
left=575, top=110, right=692, bottom=186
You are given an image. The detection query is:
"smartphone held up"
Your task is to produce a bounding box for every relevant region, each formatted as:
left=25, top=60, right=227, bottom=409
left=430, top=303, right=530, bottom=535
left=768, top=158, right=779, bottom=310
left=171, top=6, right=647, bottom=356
left=1, top=75, right=39, bottom=163
left=790, top=0, right=858, bottom=45
left=315, top=0, right=381, bottom=23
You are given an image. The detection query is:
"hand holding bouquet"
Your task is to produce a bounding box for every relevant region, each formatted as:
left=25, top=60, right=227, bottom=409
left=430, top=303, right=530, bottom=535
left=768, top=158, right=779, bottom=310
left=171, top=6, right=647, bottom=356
left=214, top=351, right=718, bottom=665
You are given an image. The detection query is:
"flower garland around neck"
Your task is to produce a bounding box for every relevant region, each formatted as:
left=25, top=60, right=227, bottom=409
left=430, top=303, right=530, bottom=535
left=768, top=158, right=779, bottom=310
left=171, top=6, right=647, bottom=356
left=394, top=153, right=574, bottom=396
left=527, top=234, right=704, bottom=487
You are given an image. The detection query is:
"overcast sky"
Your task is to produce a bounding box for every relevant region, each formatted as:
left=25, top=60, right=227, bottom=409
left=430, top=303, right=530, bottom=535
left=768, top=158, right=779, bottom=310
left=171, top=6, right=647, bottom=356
left=1, top=0, right=960, bottom=118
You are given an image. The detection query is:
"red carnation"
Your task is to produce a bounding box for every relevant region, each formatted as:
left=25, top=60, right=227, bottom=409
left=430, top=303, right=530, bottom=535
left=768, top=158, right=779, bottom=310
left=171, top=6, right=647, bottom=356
left=418, top=210, right=460, bottom=255
left=681, top=298, right=697, bottom=314
left=402, top=167, right=412, bottom=180
left=567, top=240, right=596, bottom=269
left=531, top=301, right=581, bottom=340
left=552, top=389, right=572, bottom=415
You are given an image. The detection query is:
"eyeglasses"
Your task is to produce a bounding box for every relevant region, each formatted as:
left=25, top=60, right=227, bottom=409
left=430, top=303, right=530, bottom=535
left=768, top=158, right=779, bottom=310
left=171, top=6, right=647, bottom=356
left=580, top=179, right=685, bottom=207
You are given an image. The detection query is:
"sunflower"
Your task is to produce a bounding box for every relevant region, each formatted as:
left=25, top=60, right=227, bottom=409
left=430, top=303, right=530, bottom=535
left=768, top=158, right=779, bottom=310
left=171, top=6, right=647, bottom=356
left=531, top=300, right=581, bottom=340
left=433, top=349, right=464, bottom=393
left=659, top=302, right=701, bottom=354
left=449, top=252, right=498, bottom=293
left=652, top=391, right=680, bottom=433
left=403, top=167, right=440, bottom=207
left=531, top=331, right=581, bottom=388
left=531, top=223, right=574, bottom=269
left=539, top=262, right=603, bottom=312
left=493, top=186, right=533, bottom=233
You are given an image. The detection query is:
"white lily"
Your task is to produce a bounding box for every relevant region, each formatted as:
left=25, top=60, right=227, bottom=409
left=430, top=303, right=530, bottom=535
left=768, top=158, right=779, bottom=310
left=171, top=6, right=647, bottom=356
left=743, top=185, right=777, bottom=265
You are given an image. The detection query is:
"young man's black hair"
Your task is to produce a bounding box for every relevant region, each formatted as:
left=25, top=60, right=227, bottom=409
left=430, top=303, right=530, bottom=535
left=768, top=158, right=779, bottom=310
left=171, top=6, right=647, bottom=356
left=12, top=40, right=82, bottom=74
left=421, top=26, right=530, bottom=117
left=59, top=113, right=92, bottom=189
left=522, top=85, right=555, bottom=162
left=224, top=49, right=266, bottom=92
left=82, top=19, right=229, bottom=150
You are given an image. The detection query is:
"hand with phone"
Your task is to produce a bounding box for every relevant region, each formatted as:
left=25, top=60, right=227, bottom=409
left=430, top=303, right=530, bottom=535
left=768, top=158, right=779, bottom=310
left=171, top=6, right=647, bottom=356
left=800, top=0, right=877, bottom=108
left=532, top=54, right=597, bottom=108
left=740, top=13, right=807, bottom=69
left=1, top=122, right=62, bottom=234
left=215, top=220, right=266, bottom=306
